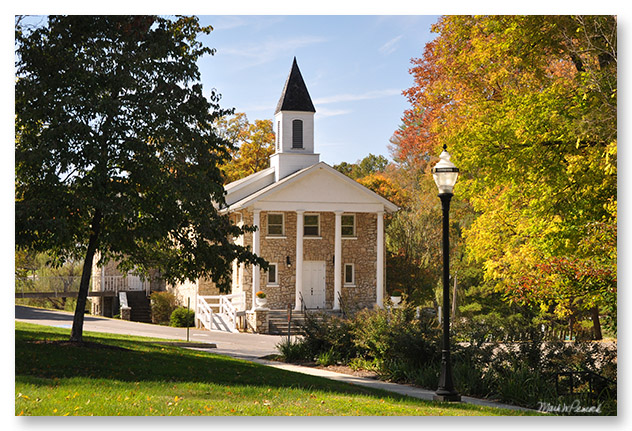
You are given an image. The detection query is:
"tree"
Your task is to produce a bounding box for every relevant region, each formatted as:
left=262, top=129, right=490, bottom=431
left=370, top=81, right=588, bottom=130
left=333, top=153, right=389, bottom=180
left=393, top=15, right=617, bottom=337
left=214, top=113, right=275, bottom=183
left=15, top=15, right=265, bottom=342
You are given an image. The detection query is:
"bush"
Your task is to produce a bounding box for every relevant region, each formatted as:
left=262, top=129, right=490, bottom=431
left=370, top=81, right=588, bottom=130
left=276, top=338, right=309, bottom=362
left=170, top=307, right=195, bottom=327
left=352, top=304, right=440, bottom=371
left=300, top=312, right=357, bottom=362
left=150, top=291, right=177, bottom=325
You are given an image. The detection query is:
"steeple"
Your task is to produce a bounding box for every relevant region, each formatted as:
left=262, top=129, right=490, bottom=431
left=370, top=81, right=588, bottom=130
left=275, top=57, right=316, bottom=114
left=270, top=58, right=319, bottom=182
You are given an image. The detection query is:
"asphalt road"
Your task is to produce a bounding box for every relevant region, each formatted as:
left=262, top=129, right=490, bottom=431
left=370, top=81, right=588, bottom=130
left=15, top=305, right=285, bottom=360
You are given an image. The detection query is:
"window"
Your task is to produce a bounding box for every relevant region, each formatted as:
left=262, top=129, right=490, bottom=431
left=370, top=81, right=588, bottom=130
left=341, top=214, right=355, bottom=237
left=267, top=213, right=284, bottom=236
left=268, top=263, right=278, bottom=285
left=344, top=264, right=355, bottom=285
left=292, top=119, right=303, bottom=149
left=304, top=214, right=319, bottom=236
left=276, top=121, right=280, bottom=151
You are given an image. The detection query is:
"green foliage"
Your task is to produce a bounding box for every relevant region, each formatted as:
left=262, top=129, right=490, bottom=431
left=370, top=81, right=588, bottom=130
left=333, top=154, right=388, bottom=180
left=17, top=323, right=534, bottom=416
left=299, top=313, right=357, bottom=362
left=352, top=304, right=441, bottom=370
left=170, top=307, right=195, bottom=327
left=150, top=291, right=177, bottom=325
left=15, top=15, right=267, bottom=340
left=316, top=348, right=338, bottom=367
left=275, top=338, right=308, bottom=363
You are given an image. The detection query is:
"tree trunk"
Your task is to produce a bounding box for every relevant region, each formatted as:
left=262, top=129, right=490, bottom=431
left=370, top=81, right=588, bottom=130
left=70, top=209, right=102, bottom=342
left=591, top=306, right=603, bottom=340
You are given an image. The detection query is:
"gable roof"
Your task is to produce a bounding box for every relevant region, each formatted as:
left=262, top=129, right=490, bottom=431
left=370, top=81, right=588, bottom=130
left=274, top=57, right=316, bottom=114
left=223, top=162, right=398, bottom=213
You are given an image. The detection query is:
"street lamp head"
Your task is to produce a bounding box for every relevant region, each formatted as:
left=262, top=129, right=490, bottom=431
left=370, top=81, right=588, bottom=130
left=432, top=145, right=459, bottom=195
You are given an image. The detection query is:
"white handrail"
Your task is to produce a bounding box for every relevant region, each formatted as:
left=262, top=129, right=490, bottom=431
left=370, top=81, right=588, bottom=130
left=197, top=296, right=214, bottom=330
left=100, top=275, right=148, bottom=293
left=197, top=292, right=245, bottom=332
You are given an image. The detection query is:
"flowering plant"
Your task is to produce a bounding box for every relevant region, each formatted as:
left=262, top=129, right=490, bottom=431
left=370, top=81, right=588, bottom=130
left=256, top=291, right=266, bottom=299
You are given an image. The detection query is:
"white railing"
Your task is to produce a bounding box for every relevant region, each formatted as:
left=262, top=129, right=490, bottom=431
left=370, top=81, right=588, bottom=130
left=101, top=275, right=149, bottom=294
left=197, top=292, right=246, bottom=332
left=197, top=296, right=215, bottom=330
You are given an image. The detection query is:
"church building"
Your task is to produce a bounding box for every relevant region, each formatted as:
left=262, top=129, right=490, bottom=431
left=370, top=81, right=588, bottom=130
left=215, top=58, right=398, bottom=320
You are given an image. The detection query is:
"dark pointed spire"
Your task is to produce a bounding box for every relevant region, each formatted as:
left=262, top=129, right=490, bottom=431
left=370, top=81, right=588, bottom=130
left=275, top=57, right=316, bottom=114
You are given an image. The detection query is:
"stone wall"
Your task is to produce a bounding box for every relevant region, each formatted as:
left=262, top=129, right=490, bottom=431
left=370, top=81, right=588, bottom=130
left=237, top=209, right=380, bottom=311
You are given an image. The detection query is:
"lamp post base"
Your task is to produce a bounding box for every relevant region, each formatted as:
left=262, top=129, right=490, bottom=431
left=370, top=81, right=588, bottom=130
left=433, top=393, right=462, bottom=402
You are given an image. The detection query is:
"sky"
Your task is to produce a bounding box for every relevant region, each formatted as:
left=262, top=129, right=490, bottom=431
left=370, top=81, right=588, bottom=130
left=193, top=15, right=440, bottom=166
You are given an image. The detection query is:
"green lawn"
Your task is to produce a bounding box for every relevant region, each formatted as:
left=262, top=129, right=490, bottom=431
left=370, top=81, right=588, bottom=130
left=15, top=322, right=538, bottom=416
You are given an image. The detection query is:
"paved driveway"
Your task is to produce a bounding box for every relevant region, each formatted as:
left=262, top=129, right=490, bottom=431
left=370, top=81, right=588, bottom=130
left=15, top=305, right=285, bottom=360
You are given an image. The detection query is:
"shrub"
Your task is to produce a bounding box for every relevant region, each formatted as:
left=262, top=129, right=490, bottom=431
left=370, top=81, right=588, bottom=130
left=150, top=291, right=177, bottom=325
left=170, top=307, right=195, bottom=327
left=352, top=304, right=441, bottom=371
left=316, top=348, right=338, bottom=366
left=276, top=338, right=309, bottom=362
left=300, top=312, right=357, bottom=362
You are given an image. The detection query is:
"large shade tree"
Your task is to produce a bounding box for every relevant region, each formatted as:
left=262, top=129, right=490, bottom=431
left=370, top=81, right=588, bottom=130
left=15, top=15, right=265, bottom=342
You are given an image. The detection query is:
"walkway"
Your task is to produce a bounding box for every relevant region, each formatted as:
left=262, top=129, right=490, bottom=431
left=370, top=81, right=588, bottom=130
left=15, top=305, right=530, bottom=412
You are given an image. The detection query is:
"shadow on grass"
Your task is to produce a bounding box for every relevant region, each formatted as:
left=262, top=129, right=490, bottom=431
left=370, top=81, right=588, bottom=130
left=16, top=322, right=515, bottom=415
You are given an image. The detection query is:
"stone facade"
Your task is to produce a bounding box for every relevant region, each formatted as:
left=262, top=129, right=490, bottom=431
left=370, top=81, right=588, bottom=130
left=234, top=209, right=380, bottom=312
left=245, top=309, right=269, bottom=334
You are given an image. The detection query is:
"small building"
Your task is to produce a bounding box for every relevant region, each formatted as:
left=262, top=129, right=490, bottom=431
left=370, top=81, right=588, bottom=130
left=186, top=58, right=398, bottom=332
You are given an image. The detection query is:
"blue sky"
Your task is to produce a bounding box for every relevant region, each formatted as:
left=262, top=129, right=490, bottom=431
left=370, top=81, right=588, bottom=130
left=194, top=15, right=440, bottom=166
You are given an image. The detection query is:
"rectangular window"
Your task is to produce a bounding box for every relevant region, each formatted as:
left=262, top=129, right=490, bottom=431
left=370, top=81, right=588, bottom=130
left=267, top=213, right=284, bottom=236
left=344, top=264, right=355, bottom=285
left=341, top=214, right=355, bottom=237
left=304, top=214, right=319, bottom=236
left=268, top=263, right=278, bottom=285
left=276, top=121, right=280, bottom=151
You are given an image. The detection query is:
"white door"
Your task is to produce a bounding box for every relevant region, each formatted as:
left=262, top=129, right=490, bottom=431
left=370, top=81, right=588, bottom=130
left=302, top=261, right=326, bottom=309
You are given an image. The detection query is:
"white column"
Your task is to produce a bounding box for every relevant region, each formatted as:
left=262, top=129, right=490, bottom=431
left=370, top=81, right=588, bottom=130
left=252, top=209, right=261, bottom=310
left=376, top=211, right=385, bottom=308
left=295, top=210, right=304, bottom=311
left=334, top=211, right=343, bottom=310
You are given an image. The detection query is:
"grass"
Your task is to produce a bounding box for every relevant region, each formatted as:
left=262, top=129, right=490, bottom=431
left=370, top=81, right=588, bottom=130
left=15, top=322, right=539, bottom=416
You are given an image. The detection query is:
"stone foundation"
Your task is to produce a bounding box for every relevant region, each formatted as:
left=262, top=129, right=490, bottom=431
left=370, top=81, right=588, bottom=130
left=246, top=309, right=269, bottom=334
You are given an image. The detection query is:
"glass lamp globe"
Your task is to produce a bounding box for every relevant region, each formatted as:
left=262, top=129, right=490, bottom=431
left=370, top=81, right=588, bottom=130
left=432, top=146, right=459, bottom=194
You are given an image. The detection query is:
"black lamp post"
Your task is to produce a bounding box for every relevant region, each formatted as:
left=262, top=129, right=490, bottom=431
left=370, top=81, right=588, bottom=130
left=432, top=144, right=461, bottom=402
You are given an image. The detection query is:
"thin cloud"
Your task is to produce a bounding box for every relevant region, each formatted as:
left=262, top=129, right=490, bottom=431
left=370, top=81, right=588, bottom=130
left=313, top=89, right=401, bottom=105
left=379, top=34, right=403, bottom=55
left=220, top=36, right=328, bottom=69
left=315, top=107, right=352, bottom=118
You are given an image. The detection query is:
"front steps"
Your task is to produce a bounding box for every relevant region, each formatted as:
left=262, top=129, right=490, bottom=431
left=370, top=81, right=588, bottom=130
left=267, top=309, right=342, bottom=335
left=125, top=291, right=152, bottom=323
